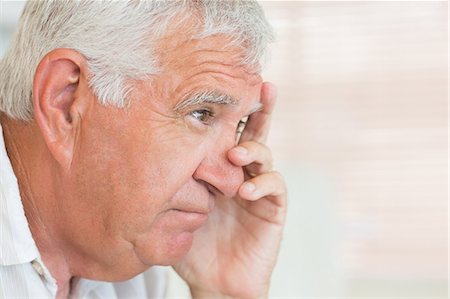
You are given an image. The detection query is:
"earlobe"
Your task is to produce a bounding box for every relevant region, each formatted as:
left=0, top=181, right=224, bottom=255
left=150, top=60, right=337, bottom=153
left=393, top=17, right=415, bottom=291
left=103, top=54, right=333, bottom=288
left=33, top=48, right=90, bottom=169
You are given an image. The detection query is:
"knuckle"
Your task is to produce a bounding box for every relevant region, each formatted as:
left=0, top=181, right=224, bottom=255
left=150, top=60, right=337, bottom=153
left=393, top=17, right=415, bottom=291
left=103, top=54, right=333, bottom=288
left=241, top=140, right=265, bottom=149
left=240, top=140, right=258, bottom=149
left=249, top=142, right=272, bottom=160
left=269, top=171, right=287, bottom=195
left=270, top=170, right=284, bottom=181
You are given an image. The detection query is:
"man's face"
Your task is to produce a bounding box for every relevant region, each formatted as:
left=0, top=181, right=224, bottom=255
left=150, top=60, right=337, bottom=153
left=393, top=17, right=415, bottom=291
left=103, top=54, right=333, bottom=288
left=60, top=34, right=263, bottom=279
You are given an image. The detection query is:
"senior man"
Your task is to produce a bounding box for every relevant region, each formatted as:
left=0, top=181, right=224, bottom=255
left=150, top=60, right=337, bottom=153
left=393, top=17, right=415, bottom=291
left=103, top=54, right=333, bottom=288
left=0, top=1, right=286, bottom=298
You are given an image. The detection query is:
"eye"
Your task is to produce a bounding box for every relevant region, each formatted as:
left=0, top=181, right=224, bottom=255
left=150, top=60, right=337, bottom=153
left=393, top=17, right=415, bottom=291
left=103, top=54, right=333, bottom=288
left=236, top=116, right=249, bottom=134
left=189, top=109, right=215, bottom=124
left=235, top=117, right=248, bottom=143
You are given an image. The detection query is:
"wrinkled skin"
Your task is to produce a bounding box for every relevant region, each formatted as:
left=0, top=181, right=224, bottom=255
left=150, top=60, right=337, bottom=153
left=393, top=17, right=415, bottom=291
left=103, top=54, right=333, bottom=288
left=71, top=33, right=286, bottom=297
left=1, top=29, right=286, bottom=299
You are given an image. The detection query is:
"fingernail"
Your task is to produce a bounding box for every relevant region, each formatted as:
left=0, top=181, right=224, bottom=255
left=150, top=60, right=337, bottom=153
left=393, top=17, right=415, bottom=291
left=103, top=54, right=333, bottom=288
left=242, top=182, right=256, bottom=193
left=234, top=146, right=247, bottom=156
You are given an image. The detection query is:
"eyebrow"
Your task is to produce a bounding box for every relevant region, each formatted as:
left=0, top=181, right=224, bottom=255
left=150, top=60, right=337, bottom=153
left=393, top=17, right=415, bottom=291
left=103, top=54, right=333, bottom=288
left=174, top=89, right=264, bottom=116
left=174, top=90, right=238, bottom=112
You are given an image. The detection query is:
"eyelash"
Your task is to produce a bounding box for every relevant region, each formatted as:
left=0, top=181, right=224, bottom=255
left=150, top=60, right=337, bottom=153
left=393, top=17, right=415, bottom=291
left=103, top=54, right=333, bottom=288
left=189, top=109, right=215, bottom=125
left=189, top=109, right=248, bottom=134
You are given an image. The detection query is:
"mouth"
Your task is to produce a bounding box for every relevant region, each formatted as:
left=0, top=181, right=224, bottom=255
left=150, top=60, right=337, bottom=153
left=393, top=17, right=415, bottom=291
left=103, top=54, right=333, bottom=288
left=171, top=190, right=216, bottom=215
left=167, top=209, right=209, bottom=231
left=172, top=208, right=208, bottom=215
left=165, top=186, right=216, bottom=231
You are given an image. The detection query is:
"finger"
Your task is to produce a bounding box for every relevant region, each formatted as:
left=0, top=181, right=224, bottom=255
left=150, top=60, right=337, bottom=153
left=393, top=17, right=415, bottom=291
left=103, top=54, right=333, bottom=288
left=238, top=171, right=286, bottom=207
left=239, top=197, right=286, bottom=225
left=227, top=141, right=273, bottom=175
left=239, top=82, right=277, bottom=144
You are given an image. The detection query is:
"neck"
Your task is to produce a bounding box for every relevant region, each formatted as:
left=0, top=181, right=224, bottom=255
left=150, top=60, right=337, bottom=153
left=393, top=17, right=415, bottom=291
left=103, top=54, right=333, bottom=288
left=1, top=116, right=74, bottom=298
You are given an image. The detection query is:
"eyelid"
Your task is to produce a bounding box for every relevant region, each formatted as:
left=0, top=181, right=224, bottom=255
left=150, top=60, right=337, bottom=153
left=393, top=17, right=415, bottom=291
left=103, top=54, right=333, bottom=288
left=187, top=107, right=216, bottom=126
left=175, top=102, right=214, bottom=119
left=193, top=108, right=215, bottom=119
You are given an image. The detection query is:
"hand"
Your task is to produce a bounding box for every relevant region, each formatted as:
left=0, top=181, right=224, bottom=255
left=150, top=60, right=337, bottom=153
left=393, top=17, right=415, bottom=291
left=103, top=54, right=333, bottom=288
left=173, top=82, right=287, bottom=299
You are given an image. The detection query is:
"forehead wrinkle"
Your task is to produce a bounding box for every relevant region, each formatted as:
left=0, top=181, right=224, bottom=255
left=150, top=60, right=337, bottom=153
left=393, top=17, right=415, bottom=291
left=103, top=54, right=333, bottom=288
left=174, top=90, right=238, bottom=112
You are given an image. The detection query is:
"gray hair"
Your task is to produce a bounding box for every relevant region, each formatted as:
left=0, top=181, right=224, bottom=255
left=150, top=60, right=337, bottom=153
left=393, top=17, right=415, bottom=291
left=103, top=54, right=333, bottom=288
left=0, top=0, right=274, bottom=121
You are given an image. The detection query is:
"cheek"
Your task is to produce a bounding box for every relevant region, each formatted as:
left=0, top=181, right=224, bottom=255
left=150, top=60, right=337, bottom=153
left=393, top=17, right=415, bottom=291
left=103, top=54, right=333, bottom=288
left=140, top=123, right=220, bottom=178
left=105, top=131, right=211, bottom=226
left=72, top=104, right=215, bottom=233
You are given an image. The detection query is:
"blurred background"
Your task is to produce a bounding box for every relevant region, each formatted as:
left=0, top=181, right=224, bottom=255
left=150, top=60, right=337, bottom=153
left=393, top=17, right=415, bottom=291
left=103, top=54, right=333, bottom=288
left=1, top=1, right=448, bottom=298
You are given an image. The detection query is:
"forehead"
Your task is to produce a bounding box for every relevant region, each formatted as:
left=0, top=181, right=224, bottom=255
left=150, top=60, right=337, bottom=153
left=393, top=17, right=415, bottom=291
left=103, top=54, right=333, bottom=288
left=152, top=27, right=263, bottom=110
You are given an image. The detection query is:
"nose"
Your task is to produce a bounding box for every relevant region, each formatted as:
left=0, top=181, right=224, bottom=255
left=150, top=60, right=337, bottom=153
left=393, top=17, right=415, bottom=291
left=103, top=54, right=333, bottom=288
left=193, top=138, right=244, bottom=198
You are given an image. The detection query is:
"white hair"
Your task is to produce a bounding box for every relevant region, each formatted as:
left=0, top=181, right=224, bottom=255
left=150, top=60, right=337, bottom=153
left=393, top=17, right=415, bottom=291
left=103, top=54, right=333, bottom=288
left=0, top=0, right=274, bottom=121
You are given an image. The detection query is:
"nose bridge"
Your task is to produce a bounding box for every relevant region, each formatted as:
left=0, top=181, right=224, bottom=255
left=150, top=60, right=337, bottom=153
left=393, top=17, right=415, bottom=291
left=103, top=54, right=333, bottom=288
left=194, top=130, right=244, bottom=198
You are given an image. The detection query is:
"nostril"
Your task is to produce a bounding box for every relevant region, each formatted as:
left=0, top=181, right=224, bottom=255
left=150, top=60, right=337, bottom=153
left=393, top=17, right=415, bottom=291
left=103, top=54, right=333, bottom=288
left=198, top=179, right=224, bottom=197
left=206, top=182, right=224, bottom=197
left=193, top=156, right=245, bottom=198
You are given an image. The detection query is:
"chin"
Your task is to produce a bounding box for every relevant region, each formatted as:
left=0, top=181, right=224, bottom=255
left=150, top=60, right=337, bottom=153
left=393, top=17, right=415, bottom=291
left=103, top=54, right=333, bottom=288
left=134, top=231, right=194, bottom=266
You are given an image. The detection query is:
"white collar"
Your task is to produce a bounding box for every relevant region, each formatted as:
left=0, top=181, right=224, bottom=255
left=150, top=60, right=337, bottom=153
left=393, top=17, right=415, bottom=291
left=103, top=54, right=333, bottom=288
left=0, top=122, right=40, bottom=265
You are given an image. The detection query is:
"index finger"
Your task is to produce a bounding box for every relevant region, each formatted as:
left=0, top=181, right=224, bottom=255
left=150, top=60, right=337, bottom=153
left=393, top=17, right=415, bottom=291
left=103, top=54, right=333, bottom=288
left=239, top=82, right=277, bottom=144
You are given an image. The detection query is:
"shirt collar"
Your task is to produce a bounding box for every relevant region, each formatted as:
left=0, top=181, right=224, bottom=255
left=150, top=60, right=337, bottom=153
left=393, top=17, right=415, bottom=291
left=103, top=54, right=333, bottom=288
left=0, top=122, right=40, bottom=265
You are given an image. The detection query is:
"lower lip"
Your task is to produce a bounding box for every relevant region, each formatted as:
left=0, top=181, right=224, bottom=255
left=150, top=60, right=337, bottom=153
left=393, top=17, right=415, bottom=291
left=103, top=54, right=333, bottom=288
left=167, top=209, right=208, bottom=231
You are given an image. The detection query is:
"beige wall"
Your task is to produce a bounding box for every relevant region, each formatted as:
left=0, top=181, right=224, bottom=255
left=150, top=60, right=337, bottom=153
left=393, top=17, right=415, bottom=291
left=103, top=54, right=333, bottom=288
left=262, top=1, right=447, bottom=297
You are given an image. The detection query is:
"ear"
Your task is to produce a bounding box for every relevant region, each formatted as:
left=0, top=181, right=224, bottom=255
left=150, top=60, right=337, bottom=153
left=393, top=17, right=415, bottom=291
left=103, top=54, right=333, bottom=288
left=33, top=48, right=91, bottom=170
